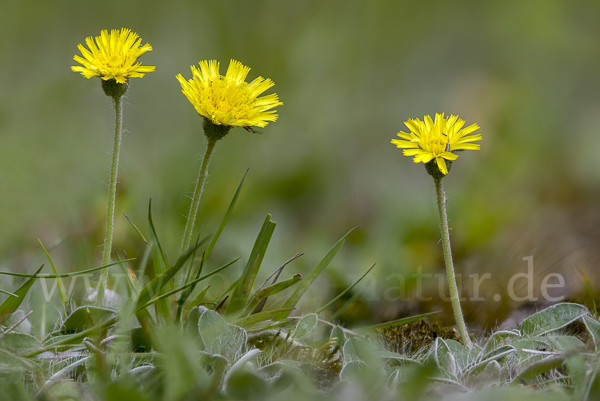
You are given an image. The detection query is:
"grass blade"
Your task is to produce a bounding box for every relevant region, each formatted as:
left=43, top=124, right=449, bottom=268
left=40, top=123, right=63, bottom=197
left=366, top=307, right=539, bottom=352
left=205, top=169, right=248, bottom=259
left=226, top=214, right=276, bottom=314
left=354, top=311, right=440, bottom=333
left=135, top=249, right=196, bottom=313
left=243, top=317, right=296, bottom=332
left=316, top=263, right=376, bottom=314
left=137, top=258, right=240, bottom=311
left=0, top=289, right=18, bottom=298
left=24, top=316, right=117, bottom=358
left=235, top=308, right=296, bottom=327
left=254, top=274, right=303, bottom=300
left=178, top=236, right=210, bottom=305
left=212, top=279, right=240, bottom=310
left=124, top=213, right=150, bottom=245
left=0, top=260, right=131, bottom=279
left=176, top=247, right=205, bottom=322
left=184, top=286, right=211, bottom=312
left=148, top=199, right=169, bottom=278
left=114, top=250, right=140, bottom=298
left=329, top=292, right=359, bottom=321
left=0, top=262, right=126, bottom=279
left=242, top=273, right=303, bottom=316
left=147, top=198, right=204, bottom=321
left=274, top=226, right=359, bottom=320
left=0, top=265, right=44, bottom=325
left=38, top=239, right=68, bottom=309
left=0, top=310, right=32, bottom=339
left=246, top=253, right=303, bottom=315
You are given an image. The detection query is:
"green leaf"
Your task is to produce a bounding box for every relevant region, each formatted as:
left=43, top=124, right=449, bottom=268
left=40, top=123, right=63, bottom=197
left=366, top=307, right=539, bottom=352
left=441, top=339, right=473, bottom=372
left=130, top=327, right=153, bottom=353
left=24, top=317, right=117, bottom=358
left=565, top=353, right=587, bottom=400
left=432, top=338, right=457, bottom=379
left=465, top=345, right=516, bottom=377
left=341, top=337, right=366, bottom=362
left=60, top=306, right=116, bottom=334
left=2, top=310, right=31, bottom=336
left=510, top=355, right=566, bottom=384
left=544, top=335, right=586, bottom=353
left=224, top=350, right=266, bottom=400
left=378, top=350, right=420, bottom=367
left=275, top=227, right=359, bottom=320
left=478, top=344, right=517, bottom=365
left=582, top=315, right=600, bottom=351
left=0, top=265, right=43, bottom=325
left=341, top=337, right=383, bottom=378
left=198, top=310, right=246, bottom=358
left=482, top=330, right=521, bottom=355
left=512, top=338, right=551, bottom=361
left=518, top=302, right=589, bottom=337
left=330, top=325, right=347, bottom=349
left=0, top=332, right=41, bottom=351
left=473, top=360, right=501, bottom=385
left=586, top=357, right=600, bottom=400
left=0, top=347, right=41, bottom=371
left=184, top=306, right=206, bottom=333
left=39, top=356, right=91, bottom=394
left=292, top=313, right=318, bottom=339
left=339, top=360, right=366, bottom=381
left=226, top=214, right=276, bottom=314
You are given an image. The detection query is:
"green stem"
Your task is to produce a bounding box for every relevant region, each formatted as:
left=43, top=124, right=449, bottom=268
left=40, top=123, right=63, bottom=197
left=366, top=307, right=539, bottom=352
left=434, top=177, right=472, bottom=347
left=97, top=94, right=124, bottom=306
left=179, top=138, right=218, bottom=258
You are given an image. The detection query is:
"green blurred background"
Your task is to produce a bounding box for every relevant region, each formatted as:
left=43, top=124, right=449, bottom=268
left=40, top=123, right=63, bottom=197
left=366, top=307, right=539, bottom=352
left=2, top=0, right=600, bottom=331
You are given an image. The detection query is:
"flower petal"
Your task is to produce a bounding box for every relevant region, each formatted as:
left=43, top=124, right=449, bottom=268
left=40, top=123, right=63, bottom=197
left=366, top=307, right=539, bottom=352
left=391, top=113, right=481, bottom=173
left=436, top=157, right=448, bottom=175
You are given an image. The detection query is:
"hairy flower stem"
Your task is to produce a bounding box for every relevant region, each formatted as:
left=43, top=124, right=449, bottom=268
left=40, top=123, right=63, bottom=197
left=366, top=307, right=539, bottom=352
left=97, top=93, right=124, bottom=306
left=179, top=138, right=218, bottom=259
left=434, top=177, right=472, bottom=347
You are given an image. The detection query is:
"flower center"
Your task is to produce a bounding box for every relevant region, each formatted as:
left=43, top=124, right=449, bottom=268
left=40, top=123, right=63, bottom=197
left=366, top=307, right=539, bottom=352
left=421, top=134, right=449, bottom=156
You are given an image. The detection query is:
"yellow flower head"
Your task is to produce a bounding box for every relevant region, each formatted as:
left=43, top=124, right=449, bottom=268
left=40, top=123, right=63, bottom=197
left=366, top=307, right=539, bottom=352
left=72, top=28, right=155, bottom=84
left=391, top=113, right=481, bottom=175
left=176, top=60, right=282, bottom=128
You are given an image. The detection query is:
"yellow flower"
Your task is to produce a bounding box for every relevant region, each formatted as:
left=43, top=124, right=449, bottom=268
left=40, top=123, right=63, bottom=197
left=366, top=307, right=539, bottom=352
left=391, top=113, right=481, bottom=175
left=72, top=28, right=154, bottom=84
left=176, top=60, right=282, bottom=128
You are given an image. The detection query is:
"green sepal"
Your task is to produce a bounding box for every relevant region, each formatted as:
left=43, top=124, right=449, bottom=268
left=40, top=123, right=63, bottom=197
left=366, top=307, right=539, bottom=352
left=425, top=159, right=453, bottom=179
left=203, top=118, right=232, bottom=142
left=101, top=79, right=128, bottom=99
